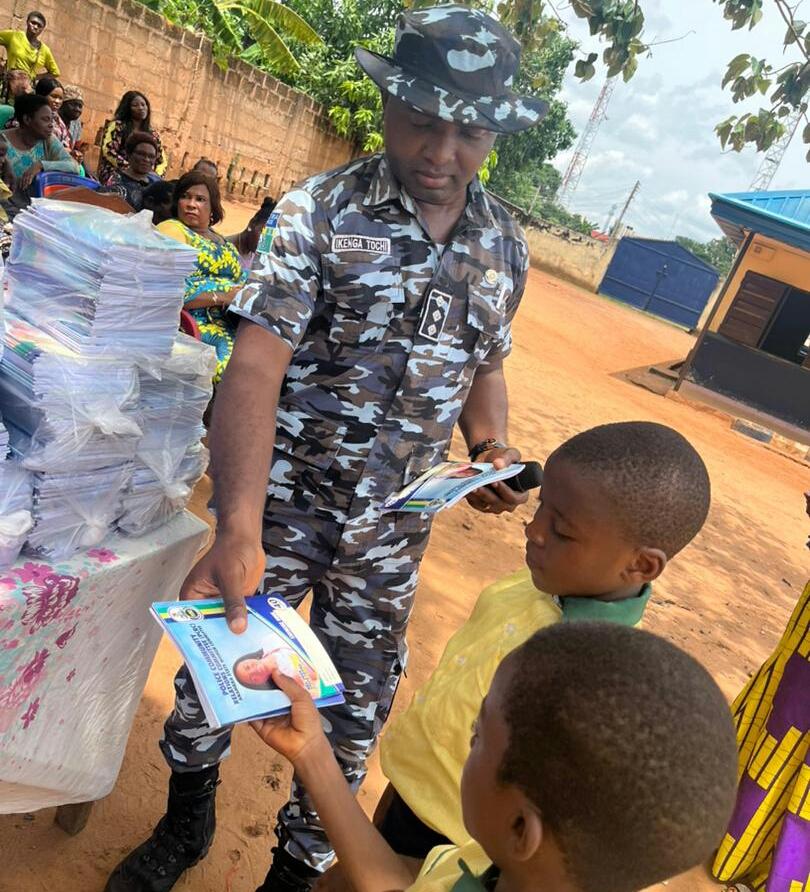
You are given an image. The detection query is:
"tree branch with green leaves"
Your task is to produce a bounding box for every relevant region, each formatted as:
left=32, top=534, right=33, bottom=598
left=713, top=0, right=810, bottom=158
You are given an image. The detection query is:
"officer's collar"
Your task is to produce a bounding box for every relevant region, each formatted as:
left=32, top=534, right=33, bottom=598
left=364, top=154, right=498, bottom=230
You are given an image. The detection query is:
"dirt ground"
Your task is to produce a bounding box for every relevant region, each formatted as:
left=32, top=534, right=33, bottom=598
left=3, top=261, right=809, bottom=892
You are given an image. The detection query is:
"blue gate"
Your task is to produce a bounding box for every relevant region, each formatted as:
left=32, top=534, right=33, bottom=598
left=599, top=237, right=719, bottom=328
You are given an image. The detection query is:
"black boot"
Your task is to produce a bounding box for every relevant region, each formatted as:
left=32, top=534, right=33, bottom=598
left=255, top=846, right=320, bottom=892
left=105, top=767, right=220, bottom=892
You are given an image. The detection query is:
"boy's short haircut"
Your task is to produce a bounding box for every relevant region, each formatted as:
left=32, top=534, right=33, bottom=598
left=499, top=623, right=737, bottom=892
left=551, top=421, right=710, bottom=557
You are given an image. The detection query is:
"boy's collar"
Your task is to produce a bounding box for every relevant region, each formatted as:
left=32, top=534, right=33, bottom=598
left=559, top=582, right=652, bottom=627
left=451, top=860, right=501, bottom=892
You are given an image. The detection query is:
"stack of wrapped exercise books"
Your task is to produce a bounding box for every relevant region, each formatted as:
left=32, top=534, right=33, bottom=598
left=0, top=202, right=213, bottom=563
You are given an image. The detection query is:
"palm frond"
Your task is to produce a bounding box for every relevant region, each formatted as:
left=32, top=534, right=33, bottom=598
left=239, top=0, right=322, bottom=45
left=207, top=2, right=243, bottom=52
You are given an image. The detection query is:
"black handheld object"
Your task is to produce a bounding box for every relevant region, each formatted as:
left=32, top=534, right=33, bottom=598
left=503, top=461, right=544, bottom=493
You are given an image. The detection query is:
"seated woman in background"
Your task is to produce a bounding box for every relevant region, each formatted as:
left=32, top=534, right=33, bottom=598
left=1, top=94, right=79, bottom=193
left=105, top=132, right=162, bottom=210
left=34, top=77, right=70, bottom=150
left=157, top=171, right=247, bottom=383
left=0, top=69, right=32, bottom=128
left=98, top=90, right=167, bottom=186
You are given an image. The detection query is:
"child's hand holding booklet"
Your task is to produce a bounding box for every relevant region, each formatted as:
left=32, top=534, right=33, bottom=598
left=151, top=594, right=344, bottom=729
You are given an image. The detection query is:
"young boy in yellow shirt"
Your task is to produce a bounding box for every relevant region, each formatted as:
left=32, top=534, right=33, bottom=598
left=252, top=622, right=738, bottom=892
left=377, top=420, right=712, bottom=855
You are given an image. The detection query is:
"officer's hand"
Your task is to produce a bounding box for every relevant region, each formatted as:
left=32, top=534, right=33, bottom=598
left=251, top=668, right=330, bottom=766
left=465, top=447, right=529, bottom=515
left=179, top=531, right=265, bottom=634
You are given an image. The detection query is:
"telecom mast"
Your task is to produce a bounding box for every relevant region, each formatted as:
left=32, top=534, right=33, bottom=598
left=556, top=77, right=618, bottom=208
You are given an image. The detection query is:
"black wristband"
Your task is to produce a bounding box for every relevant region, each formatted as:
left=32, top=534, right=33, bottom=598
left=468, top=438, right=507, bottom=461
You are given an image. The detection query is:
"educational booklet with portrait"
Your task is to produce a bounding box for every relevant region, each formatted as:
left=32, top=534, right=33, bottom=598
left=151, top=594, right=345, bottom=730
left=382, top=460, right=524, bottom=514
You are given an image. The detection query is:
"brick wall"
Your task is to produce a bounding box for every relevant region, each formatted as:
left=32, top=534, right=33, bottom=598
left=1, top=0, right=354, bottom=201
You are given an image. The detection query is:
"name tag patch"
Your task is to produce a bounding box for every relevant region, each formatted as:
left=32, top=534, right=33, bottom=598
left=419, top=289, right=452, bottom=343
left=331, top=235, right=391, bottom=255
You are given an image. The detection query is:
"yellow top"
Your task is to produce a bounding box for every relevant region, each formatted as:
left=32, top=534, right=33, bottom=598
left=408, top=839, right=492, bottom=892
left=156, top=219, right=191, bottom=244
left=0, top=31, right=59, bottom=78
left=381, top=568, right=652, bottom=846
left=381, top=569, right=560, bottom=846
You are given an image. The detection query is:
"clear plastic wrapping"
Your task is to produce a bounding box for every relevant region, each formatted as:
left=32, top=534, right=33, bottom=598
left=0, top=461, right=33, bottom=568
left=0, top=313, right=142, bottom=472
left=157, top=333, right=218, bottom=386
left=0, top=202, right=212, bottom=558
left=116, top=335, right=213, bottom=537
left=24, top=461, right=133, bottom=561
left=5, top=201, right=198, bottom=362
left=118, top=446, right=209, bottom=536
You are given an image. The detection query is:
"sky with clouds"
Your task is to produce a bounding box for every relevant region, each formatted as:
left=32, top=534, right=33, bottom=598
left=548, top=0, right=808, bottom=242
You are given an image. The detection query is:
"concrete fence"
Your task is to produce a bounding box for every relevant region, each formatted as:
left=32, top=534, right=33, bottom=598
left=490, top=193, right=616, bottom=291
left=1, top=0, right=354, bottom=201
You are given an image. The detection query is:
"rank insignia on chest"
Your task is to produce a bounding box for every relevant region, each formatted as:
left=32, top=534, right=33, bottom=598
left=418, top=289, right=452, bottom=343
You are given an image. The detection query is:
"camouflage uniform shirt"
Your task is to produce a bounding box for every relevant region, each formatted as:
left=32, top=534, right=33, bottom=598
left=230, top=153, right=529, bottom=561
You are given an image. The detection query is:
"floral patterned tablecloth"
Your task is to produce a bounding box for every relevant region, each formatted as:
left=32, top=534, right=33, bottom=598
left=0, top=511, right=209, bottom=813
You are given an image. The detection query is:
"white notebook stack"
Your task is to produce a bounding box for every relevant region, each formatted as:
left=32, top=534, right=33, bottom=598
left=119, top=335, right=215, bottom=535
left=5, top=200, right=197, bottom=361
left=0, top=203, right=211, bottom=559
left=0, top=312, right=142, bottom=473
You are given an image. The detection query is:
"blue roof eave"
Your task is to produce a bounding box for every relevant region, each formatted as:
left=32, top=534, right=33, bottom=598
left=709, top=192, right=810, bottom=253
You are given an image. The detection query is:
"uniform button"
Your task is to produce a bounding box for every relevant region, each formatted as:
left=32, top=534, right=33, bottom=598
left=485, top=269, right=498, bottom=285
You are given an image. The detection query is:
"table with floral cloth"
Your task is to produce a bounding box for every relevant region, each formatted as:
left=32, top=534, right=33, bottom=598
left=0, top=511, right=209, bottom=823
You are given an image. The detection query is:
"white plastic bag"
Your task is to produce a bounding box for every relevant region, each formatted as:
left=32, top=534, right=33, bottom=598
left=0, top=462, right=33, bottom=568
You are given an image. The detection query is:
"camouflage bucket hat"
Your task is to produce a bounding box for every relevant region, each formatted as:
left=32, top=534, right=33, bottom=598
left=355, top=4, right=547, bottom=134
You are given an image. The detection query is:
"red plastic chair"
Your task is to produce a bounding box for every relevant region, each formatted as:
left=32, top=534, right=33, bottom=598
left=179, top=309, right=201, bottom=340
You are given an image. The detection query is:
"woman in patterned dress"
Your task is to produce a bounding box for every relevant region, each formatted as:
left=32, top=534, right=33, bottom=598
left=712, top=492, right=810, bottom=892
left=98, top=90, right=167, bottom=186
left=156, top=170, right=247, bottom=384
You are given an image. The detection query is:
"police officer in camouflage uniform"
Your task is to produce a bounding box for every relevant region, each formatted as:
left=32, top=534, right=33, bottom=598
left=106, top=6, right=546, bottom=892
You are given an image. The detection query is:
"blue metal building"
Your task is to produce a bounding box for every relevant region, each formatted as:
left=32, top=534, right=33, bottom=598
left=598, top=237, right=720, bottom=328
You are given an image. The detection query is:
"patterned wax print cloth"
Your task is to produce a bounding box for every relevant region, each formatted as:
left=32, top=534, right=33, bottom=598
left=712, top=581, right=810, bottom=892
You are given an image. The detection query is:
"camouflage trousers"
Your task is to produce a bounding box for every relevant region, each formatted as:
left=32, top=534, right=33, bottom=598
left=159, top=508, right=431, bottom=873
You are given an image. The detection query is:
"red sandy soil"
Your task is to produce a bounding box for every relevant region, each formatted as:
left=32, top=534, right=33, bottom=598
left=3, top=261, right=808, bottom=892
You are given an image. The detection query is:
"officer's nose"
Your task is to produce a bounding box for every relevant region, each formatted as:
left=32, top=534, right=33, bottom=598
left=422, top=127, right=456, bottom=170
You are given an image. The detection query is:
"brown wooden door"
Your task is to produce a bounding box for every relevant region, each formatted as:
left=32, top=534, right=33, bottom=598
left=718, top=271, right=788, bottom=347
